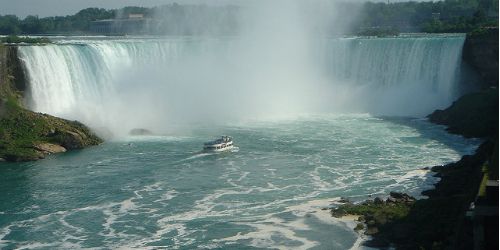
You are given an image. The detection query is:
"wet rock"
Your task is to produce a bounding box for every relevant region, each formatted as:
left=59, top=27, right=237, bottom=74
left=389, top=191, right=405, bottom=199
left=364, top=237, right=391, bottom=248
left=4, top=154, right=41, bottom=162
left=374, top=196, right=385, bottom=205
left=386, top=197, right=397, bottom=204
left=338, top=197, right=350, bottom=203
left=34, top=143, right=67, bottom=154
left=363, top=199, right=374, bottom=205
left=364, top=227, right=379, bottom=235
left=58, top=130, right=86, bottom=149
left=31, top=143, right=67, bottom=158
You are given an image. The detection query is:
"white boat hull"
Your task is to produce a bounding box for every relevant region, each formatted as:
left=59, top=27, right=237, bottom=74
left=204, top=144, right=234, bottom=152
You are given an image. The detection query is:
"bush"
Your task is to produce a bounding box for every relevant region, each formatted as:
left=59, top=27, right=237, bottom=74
left=1, top=34, right=51, bottom=44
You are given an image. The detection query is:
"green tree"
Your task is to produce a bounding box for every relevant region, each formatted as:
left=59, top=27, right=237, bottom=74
left=0, top=15, right=21, bottom=34
left=21, top=15, right=42, bottom=34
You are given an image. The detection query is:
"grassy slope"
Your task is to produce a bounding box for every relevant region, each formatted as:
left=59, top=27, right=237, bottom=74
left=0, top=97, right=101, bottom=161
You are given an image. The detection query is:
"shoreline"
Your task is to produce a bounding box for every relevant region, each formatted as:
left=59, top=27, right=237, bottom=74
left=332, top=140, right=495, bottom=249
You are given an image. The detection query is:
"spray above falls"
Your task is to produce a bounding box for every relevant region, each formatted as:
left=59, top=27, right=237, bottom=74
left=17, top=3, right=467, bottom=137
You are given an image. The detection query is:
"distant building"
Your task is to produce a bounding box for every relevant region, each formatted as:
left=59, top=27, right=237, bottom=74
left=90, top=14, right=162, bottom=35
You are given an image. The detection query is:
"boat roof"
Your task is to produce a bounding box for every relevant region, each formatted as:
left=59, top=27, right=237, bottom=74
left=204, top=135, right=232, bottom=145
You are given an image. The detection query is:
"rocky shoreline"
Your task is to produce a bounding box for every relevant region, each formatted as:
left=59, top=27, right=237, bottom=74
left=331, top=139, right=495, bottom=249
left=330, top=88, right=498, bottom=249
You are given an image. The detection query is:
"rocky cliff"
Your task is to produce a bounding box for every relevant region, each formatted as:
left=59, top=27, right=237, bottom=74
left=428, top=90, right=499, bottom=138
left=429, top=29, right=499, bottom=138
left=0, top=46, right=27, bottom=107
left=462, top=28, right=499, bottom=89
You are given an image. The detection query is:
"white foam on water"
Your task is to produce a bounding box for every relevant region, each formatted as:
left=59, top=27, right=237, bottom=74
left=0, top=226, right=11, bottom=248
left=0, top=114, right=482, bottom=249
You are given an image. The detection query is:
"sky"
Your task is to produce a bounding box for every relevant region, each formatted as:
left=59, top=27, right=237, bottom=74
left=1, top=0, right=422, bottom=19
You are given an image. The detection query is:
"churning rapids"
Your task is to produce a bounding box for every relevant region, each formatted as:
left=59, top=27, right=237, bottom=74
left=0, top=34, right=482, bottom=249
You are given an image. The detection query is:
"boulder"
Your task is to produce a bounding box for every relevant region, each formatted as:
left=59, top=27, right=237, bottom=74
left=403, top=194, right=416, bottom=202
left=363, top=199, right=374, bottom=205
left=389, top=192, right=416, bottom=203
left=364, top=227, right=379, bottom=235
left=389, top=191, right=405, bottom=199
left=386, top=197, right=398, bottom=204
left=130, top=128, right=153, bottom=136
left=34, top=143, right=67, bottom=154
left=338, top=197, right=350, bottom=203
left=374, top=196, right=385, bottom=205
left=364, top=237, right=391, bottom=248
left=58, top=130, right=86, bottom=149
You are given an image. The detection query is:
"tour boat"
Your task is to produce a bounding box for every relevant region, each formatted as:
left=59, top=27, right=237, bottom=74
left=204, top=135, right=234, bottom=152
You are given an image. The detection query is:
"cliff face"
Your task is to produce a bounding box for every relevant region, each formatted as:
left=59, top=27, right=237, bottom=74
left=429, top=29, right=499, bottom=138
left=428, top=90, right=499, bottom=138
left=0, top=46, right=27, bottom=107
left=462, top=28, right=499, bottom=89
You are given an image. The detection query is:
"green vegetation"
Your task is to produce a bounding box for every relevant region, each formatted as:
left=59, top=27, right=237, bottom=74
left=0, top=8, right=114, bottom=34
left=421, top=10, right=499, bottom=33
left=0, top=96, right=101, bottom=161
left=0, top=42, right=100, bottom=162
left=1, top=34, right=51, bottom=44
left=355, top=0, right=498, bottom=34
left=333, top=202, right=412, bottom=229
left=479, top=140, right=499, bottom=196
left=0, top=5, right=238, bottom=36
left=354, top=223, right=364, bottom=231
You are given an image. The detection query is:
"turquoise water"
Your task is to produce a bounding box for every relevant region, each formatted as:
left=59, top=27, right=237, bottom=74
left=0, top=115, right=480, bottom=249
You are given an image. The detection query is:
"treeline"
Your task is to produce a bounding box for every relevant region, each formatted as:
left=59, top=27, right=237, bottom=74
left=421, top=9, right=498, bottom=32
left=356, top=0, right=498, bottom=34
left=0, top=8, right=114, bottom=34
left=0, top=0, right=498, bottom=35
left=359, top=0, right=498, bottom=27
left=0, top=4, right=238, bottom=35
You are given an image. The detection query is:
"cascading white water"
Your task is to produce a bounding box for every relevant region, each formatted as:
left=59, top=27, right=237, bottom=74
left=18, top=35, right=466, bottom=136
left=320, top=35, right=466, bottom=115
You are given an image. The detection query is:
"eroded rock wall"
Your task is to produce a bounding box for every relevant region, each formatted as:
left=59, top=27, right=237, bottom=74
left=462, top=28, right=499, bottom=89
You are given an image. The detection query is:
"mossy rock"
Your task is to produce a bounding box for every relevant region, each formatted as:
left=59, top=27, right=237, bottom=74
left=0, top=97, right=101, bottom=162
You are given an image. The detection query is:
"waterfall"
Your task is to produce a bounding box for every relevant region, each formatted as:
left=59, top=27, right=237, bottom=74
left=320, top=35, right=466, bottom=115
left=18, top=35, right=466, bottom=136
